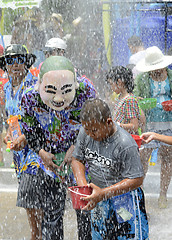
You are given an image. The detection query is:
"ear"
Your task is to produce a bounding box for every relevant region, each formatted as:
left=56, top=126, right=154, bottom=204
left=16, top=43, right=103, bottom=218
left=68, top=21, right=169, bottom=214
left=34, top=76, right=41, bottom=92
left=107, top=118, right=113, bottom=126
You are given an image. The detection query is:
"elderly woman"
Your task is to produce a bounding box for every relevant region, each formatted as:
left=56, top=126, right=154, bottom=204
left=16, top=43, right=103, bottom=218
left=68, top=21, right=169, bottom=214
left=0, top=44, right=42, bottom=239
left=134, top=46, right=172, bottom=208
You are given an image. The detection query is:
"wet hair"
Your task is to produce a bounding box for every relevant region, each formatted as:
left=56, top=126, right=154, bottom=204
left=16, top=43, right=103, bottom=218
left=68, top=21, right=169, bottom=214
left=80, top=98, right=112, bottom=123
left=127, top=35, right=143, bottom=47
left=106, top=66, right=134, bottom=93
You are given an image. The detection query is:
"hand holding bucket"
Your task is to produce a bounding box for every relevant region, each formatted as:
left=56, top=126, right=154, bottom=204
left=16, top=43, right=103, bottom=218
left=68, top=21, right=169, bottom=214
left=68, top=185, right=93, bottom=210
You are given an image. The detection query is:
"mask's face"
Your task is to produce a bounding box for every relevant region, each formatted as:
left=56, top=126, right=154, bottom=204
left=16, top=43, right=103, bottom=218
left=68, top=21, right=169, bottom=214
left=39, top=70, right=77, bottom=111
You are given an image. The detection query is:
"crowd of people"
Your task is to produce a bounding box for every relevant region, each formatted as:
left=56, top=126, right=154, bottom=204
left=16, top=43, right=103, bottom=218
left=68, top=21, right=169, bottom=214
left=0, top=30, right=172, bottom=239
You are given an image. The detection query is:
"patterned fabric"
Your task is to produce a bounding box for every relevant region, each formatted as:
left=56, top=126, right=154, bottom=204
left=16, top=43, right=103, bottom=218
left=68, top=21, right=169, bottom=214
left=113, top=95, right=140, bottom=124
left=91, top=188, right=149, bottom=240
left=21, top=76, right=96, bottom=177
left=134, top=68, right=172, bottom=99
left=148, top=77, right=172, bottom=123
left=4, top=72, right=39, bottom=177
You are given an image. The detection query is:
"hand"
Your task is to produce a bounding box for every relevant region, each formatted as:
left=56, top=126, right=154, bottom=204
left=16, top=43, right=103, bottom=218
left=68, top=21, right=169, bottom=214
left=141, top=132, right=156, bottom=144
left=81, top=183, right=105, bottom=211
left=3, top=134, right=11, bottom=144
left=137, top=96, right=144, bottom=100
left=11, top=134, right=27, bottom=151
left=60, top=145, right=75, bottom=170
left=39, top=149, right=59, bottom=175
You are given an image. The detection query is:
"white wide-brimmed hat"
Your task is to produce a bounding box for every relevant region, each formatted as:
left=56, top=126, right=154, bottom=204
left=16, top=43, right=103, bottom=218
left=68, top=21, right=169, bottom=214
left=136, top=46, right=172, bottom=72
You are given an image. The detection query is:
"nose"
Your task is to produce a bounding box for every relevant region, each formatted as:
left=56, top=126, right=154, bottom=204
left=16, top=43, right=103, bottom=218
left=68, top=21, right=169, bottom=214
left=53, top=95, right=64, bottom=102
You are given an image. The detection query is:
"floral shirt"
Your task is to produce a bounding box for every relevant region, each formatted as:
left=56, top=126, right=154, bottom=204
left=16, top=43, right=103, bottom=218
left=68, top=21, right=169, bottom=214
left=4, top=72, right=39, bottom=177
left=21, top=75, right=96, bottom=165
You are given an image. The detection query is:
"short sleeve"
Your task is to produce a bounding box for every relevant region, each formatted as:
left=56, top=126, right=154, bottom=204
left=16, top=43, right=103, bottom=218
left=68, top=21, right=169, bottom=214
left=72, top=126, right=88, bottom=163
left=119, top=146, right=144, bottom=179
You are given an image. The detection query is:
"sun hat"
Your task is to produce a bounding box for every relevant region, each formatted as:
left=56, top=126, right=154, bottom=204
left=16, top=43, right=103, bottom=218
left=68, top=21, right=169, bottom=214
left=136, top=46, right=172, bottom=72
left=0, top=44, right=36, bottom=71
left=44, top=38, right=67, bottom=52
left=39, top=56, right=75, bottom=79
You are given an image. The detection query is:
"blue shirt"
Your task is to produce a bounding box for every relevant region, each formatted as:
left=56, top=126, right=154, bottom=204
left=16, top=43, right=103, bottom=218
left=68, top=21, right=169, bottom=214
left=147, top=77, right=172, bottom=123
left=4, top=72, right=39, bottom=177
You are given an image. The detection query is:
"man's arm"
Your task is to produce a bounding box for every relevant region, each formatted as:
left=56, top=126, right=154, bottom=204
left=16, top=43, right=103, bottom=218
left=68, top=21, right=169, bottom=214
left=82, top=177, right=143, bottom=211
left=71, top=157, right=87, bottom=186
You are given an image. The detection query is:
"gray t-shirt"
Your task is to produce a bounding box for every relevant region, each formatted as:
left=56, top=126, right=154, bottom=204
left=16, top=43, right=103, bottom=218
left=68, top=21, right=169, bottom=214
left=73, top=125, right=144, bottom=188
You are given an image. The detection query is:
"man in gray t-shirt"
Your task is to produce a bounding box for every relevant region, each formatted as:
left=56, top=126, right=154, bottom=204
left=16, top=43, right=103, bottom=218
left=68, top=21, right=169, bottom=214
left=71, top=98, right=149, bottom=240
left=73, top=125, right=144, bottom=189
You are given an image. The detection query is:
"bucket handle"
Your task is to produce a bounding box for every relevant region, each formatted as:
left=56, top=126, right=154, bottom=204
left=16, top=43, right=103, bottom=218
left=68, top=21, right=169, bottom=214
left=68, top=188, right=91, bottom=197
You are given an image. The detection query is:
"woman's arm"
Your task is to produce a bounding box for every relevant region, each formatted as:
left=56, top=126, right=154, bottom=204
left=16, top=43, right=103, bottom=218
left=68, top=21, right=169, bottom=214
left=141, top=132, right=172, bottom=145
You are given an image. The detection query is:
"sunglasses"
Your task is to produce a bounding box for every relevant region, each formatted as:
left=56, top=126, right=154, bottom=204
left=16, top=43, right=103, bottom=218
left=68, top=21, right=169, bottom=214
left=5, top=56, right=25, bottom=65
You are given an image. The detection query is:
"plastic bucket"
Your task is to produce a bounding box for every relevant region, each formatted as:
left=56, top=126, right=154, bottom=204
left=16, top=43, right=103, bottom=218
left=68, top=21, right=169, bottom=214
left=68, top=186, right=93, bottom=209
left=131, top=134, right=142, bottom=148
left=138, top=98, right=157, bottom=110
left=161, top=100, right=172, bottom=111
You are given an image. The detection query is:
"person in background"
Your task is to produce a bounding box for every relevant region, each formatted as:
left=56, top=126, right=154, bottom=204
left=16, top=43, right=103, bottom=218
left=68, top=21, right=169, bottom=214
left=38, top=37, right=67, bottom=71
left=0, top=44, right=43, bottom=239
left=20, top=56, right=96, bottom=240
left=72, top=98, right=149, bottom=240
left=43, top=37, right=67, bottom=58
left=106, top=66, right=145, bottom=135
left=127, top=35, right=146, bottom=78
left=46, top=13, right=64, bottom=39
left=134, top=46, right=172, bottom=208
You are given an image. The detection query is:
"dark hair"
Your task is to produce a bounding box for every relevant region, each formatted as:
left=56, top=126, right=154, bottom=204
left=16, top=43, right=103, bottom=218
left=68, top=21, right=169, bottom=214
left=127, top=35, right=143, bottom=47
left=80, top=98, right=112, bottom=123
left=106, top=66, right=134, bottom=93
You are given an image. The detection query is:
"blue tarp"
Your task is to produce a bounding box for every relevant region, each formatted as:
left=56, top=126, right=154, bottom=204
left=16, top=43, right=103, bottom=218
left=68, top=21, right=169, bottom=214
left=111, top=2, right=172, bottom=66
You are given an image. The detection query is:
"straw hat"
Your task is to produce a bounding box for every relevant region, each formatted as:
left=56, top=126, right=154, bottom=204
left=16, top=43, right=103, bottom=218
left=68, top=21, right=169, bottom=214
left=136, top=46, right=172, bottom=72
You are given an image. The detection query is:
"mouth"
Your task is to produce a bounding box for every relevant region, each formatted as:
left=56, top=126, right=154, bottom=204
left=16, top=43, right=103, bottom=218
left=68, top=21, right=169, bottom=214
left=11, top=69, right=21, bottom=74
left=51, top=101, right=64, bottom=108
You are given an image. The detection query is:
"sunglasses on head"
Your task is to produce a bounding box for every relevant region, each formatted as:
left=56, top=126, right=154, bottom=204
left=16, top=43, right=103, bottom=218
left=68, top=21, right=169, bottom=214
left=5, top=56, right=25, bottom=65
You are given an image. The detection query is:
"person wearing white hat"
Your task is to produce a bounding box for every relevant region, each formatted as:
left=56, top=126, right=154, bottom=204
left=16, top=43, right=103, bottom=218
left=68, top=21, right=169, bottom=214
left=38, top=37, right=67, bottom=71
left=135, top=46, right=172, bottom=209
left=43, top=37, right=67, bottom=57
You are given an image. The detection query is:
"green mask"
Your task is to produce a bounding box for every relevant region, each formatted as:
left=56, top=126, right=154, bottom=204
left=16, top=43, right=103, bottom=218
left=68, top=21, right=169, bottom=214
left=39, top=56, right=75, bottom=79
